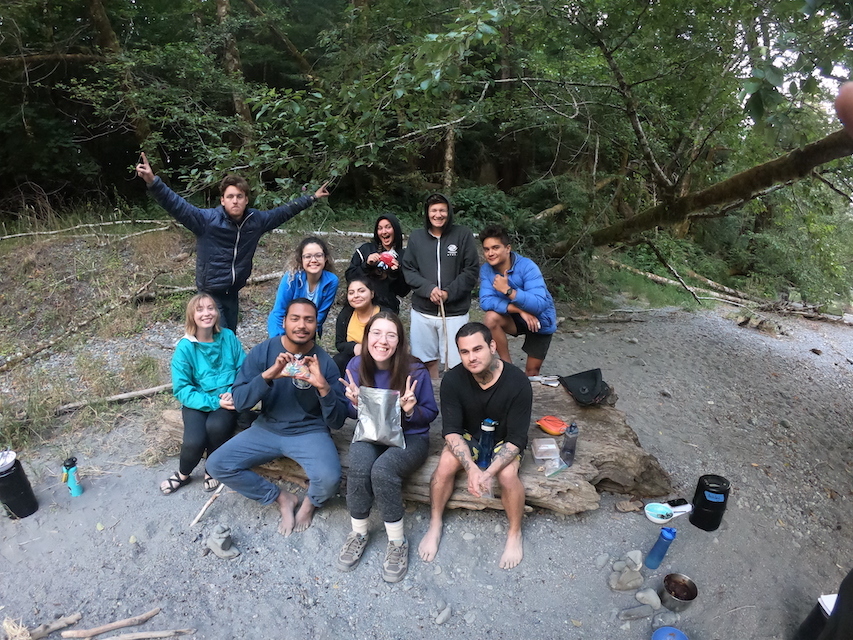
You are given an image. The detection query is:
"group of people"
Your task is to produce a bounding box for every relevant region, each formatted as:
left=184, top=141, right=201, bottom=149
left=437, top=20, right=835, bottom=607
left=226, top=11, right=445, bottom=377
left=135, top=156, right=557, bottom=581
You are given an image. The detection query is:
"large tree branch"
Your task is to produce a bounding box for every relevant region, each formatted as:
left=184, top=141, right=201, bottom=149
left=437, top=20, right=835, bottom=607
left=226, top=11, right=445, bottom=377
left=576, top=130, right=853, bottom=247
left=239, top=0, right=316, bottom=82
left=0, top=53, right=108, bottom=68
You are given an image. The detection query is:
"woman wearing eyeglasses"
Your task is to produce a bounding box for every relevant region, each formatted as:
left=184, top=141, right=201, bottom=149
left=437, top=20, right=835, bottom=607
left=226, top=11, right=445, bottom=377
left=337, top=311, right=438, bottom=583
left=267, top=236, right=338, bottom=338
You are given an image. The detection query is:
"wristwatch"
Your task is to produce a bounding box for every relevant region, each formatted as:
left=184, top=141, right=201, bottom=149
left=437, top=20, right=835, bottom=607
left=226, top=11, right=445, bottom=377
left=505, top=287, right=513, bottom=297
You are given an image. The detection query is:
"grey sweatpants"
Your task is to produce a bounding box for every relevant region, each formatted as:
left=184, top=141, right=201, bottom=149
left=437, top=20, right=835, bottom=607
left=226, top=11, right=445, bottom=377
left=346, top=433, right=430, bottom=523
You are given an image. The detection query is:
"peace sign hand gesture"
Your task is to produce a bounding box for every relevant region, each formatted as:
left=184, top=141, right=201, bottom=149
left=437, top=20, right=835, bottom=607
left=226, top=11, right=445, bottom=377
left=399, top=375, right=418, bottom=416
left=339, top=369, right=360, bottom=407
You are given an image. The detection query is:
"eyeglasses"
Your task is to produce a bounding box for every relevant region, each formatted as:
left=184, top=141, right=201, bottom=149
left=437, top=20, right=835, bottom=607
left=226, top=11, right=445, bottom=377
left=368, top=330, right=399, bottom=342
left=302, top=253, right=325, bottom=261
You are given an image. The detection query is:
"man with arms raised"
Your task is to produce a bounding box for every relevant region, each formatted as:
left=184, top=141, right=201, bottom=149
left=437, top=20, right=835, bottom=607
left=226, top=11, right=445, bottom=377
left=136, top=152, right=329, bottom=331
left=479, top=224, right=557, bottom=377
left=418, top=322, right=532, bottom=569
left=207, top=299, right=347, bottom=535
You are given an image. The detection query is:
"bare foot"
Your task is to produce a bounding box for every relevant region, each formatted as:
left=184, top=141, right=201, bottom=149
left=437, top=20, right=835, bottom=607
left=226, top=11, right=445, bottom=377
left=275, top=491, right=298, bottom=536
left=294, top=498, right=316, bottom=533
left=499, top=531, right=523, bottom=569
left=418, top=523, right=443, bottom=562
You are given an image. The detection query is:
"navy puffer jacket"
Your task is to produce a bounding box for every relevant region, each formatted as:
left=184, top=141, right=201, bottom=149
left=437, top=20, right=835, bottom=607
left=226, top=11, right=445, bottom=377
left=148, top=177, right=314, bottom=292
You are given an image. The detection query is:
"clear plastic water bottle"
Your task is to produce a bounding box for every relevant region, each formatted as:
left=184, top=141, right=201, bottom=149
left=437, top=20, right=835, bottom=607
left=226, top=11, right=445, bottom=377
left=644, top=527, right=676, bottom=569
left=560, top=422, right=579, bottom=467
left=477, top=419, right=497, bottom=470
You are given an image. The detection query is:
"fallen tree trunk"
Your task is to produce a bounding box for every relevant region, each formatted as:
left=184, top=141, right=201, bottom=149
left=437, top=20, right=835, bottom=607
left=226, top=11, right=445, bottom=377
left=55, top=384, right=173, bottom=414
left=158, top=382, right=670, bottom=515
left=683, top=269, right=767, bottom=304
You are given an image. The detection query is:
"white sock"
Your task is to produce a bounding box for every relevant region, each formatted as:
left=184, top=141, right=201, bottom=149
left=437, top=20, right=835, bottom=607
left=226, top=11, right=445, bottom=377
left=351, top=517, right=369, bottom=536
left=384, top=519, right=405, bottom=543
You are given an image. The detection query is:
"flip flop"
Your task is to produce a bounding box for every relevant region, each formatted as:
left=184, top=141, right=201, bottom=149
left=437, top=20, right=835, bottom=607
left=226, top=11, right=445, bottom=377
left=161, top=471, right=191, bottom=495
left=203, top=475, right=220, bottom=493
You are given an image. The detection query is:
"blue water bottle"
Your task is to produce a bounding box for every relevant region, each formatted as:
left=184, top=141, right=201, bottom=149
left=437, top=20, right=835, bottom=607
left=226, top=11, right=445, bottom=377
left=476, top=419, right=497, bottom=470
left=644, top=527, right=676, bottom=569
left=62, top=457, right=83, bottom=497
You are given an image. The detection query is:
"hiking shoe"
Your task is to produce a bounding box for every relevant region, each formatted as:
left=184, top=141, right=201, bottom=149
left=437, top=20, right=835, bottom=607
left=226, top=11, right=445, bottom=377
left=337, top=532, right=369, bottom=572
left=381, top=538, right=409, bottom=583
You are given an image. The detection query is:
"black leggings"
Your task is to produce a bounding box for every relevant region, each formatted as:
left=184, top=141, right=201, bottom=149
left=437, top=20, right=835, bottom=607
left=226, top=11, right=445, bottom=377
left=179, top=407, right=238, bottom=476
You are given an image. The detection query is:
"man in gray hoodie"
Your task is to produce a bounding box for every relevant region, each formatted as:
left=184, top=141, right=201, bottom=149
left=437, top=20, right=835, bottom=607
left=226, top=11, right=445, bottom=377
left=402, top=193, right=479, bottom=378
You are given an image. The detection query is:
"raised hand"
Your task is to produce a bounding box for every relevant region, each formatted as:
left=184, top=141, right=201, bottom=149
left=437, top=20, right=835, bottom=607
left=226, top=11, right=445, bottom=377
left=262, top=352, right=291, bottom=381
left=493, top=273, right=509, bottom=294
left=400, top=375, right=418, bottom=416
left=295, top=354, right=330, bottom=394
left=339, top=369, right=360, bottom=407
left=135, top=152, right=155, bottom=185
left=314, top=182, right=331, bottom=199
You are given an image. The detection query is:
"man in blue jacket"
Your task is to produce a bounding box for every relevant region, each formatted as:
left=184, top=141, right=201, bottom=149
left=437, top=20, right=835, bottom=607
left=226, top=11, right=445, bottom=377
left=136, top=152, right=329, bottom=332
left=478, top=224, right=557, bottom=377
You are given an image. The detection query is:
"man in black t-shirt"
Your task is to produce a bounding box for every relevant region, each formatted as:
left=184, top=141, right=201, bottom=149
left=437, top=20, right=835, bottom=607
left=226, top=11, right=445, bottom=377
left=417, top=322, right=532, bottom=569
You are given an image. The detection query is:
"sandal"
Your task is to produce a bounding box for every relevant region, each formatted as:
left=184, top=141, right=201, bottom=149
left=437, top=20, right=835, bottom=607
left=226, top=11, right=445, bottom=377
left=160, top=471, right=192, bottom=495
left=203, top=474, right=220, bottom=493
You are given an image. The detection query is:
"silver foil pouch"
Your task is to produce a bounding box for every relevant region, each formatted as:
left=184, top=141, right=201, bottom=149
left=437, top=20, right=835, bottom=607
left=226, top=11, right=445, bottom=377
left=353, top=387, right=405, bottom=449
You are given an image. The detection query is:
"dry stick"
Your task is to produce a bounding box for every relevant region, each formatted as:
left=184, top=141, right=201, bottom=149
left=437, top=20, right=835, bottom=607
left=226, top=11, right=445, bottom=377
left=190, top=483, right=226, bottom=527
left=29, top=613, right=83, bottom=640
left=644, top=240, right=702, bottom=305
left=596, top=257, right=753, bottom=306
left=1, top=220, right=167, bottom=241
left=60, top=608, right=161, bottom=639
left=683, top=268, right=766, bottom=304
left=97, top=630, right=194, bottom=640
left=439, top=299, right=450, bottom=373
left=55, top=383, right=172, bottom=415
left=0, top=272, right=162, bottom=374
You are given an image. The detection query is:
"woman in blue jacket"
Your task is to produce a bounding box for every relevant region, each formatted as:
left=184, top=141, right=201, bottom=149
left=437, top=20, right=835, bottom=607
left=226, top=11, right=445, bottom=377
left=163, top=293, right=246, bottom=494
left=337, top=311, right=438, bottom=583
left=267, top=236, right=339, bottom=338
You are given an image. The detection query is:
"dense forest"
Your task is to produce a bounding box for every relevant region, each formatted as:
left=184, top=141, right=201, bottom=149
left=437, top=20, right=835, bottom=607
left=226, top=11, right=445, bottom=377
left=2, top=0, right=853, bottom=303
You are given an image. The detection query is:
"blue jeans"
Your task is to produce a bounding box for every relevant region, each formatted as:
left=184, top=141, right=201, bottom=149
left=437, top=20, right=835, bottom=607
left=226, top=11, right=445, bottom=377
left=206, top=425, right=341, bottom=507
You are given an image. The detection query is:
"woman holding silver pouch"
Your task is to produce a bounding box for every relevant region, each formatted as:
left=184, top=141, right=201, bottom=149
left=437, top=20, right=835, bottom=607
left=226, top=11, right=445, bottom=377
left=338, top=311, right=438, bottom=582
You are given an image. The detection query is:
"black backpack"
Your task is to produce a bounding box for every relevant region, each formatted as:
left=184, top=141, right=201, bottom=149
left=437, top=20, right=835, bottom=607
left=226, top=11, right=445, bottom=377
left=559, top=368, right=611, bottom=406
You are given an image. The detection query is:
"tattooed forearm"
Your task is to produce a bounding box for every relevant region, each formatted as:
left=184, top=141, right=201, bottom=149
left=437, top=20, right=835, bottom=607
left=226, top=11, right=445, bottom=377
left=446, top=440, right=474, bottom=472
left=488, top=443, right=520, bottom=472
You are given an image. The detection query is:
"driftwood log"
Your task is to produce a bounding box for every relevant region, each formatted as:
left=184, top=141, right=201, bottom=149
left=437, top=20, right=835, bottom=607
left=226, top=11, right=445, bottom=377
left=158, top=382, right=670, bottom=516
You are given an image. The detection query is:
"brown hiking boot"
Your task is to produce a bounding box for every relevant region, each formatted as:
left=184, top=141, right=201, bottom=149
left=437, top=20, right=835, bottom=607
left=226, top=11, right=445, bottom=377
left=337, top=532, right=369, bottom=572
left=381, top=538, right=409, bottom=583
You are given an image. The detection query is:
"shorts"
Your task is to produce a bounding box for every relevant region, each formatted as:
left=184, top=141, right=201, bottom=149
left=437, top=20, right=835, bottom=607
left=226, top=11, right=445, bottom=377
left=410, top=310, right=469, bottom=369
left=510, top=313, right=553, bottom=361
left=462, top=432, right=524, bottom=464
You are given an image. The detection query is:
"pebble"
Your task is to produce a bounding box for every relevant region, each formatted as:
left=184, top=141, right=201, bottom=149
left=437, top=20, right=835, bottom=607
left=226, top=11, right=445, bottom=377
left=434, top=565, right=442, bottom=575
left=619, top=622, right=631, bottom=631
left=437, top=599, right=447, bottom=611
left=464, top=612, right=476, bottom=624
left=652, top=611, right=680, bottom=628
left=435, top=606, right=452, bottom=625
left=625, top=550, right=642, bottom=571
left=494, top=524, right=503, bottom=534
left=635, top=587, right=662, bottom=609
left=780, top=418, right=791, bottom=428
left=609, top=569, right=644, bottom=591
left=748, top=417, right=758, bottom=425
left=612, top=560, right=626, bottom=572
left=463, top=532, right=476, bottom=541
left=618, top=604, right=654, bottom=621
left=626, top=337, right=639, bottom=344
left=660, top=389, right=672, bottom=398
left=594, top=553, right=610, bottom=569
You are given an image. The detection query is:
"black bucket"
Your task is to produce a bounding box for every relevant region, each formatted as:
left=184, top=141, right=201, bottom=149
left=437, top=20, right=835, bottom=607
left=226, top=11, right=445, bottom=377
left=689, top=474, right=729, bottom=531
left=0, top=454, right=39, bottom=519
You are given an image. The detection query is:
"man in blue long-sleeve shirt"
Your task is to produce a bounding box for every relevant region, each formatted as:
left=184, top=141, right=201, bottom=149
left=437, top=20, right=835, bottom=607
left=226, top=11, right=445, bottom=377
left=478, top=225, right=557, bottom=377
left=207, top=299, right=347, bottom=536
left=135, top=152, right=329, bottom=331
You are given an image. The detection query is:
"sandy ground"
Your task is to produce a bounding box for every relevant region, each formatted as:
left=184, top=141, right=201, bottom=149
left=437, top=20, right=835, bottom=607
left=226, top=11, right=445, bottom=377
left=1, top=305, right=852, bottom=640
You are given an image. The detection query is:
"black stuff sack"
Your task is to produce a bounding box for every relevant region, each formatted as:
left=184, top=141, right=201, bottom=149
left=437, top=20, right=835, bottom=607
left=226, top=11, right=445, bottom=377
left=559, top=368, right=611, bottom=406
